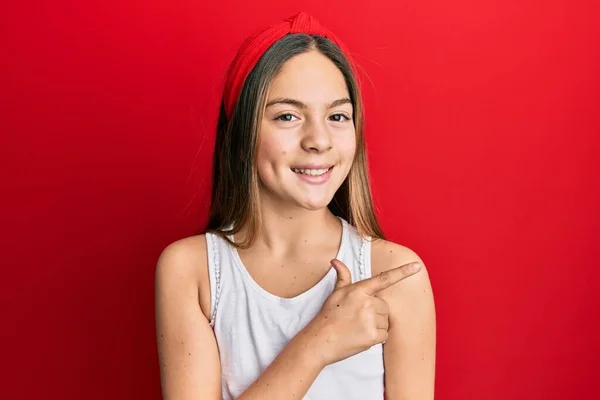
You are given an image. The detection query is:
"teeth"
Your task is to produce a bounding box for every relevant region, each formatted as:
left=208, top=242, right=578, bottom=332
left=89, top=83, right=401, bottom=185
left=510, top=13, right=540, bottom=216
left=292, top=167, right=331, bottom=176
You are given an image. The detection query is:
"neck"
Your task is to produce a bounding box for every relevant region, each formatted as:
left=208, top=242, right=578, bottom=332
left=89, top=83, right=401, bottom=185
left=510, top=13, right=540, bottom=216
left=237, top=194, right=342, bottom=254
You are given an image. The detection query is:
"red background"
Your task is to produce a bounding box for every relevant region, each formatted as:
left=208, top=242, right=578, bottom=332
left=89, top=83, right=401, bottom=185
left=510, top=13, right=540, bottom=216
left=2, top=1, right=599, bottom=399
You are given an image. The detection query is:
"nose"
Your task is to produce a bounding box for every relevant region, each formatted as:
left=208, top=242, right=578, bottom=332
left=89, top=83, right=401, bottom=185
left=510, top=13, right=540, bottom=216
left=300, top=118, right=332, bottom=153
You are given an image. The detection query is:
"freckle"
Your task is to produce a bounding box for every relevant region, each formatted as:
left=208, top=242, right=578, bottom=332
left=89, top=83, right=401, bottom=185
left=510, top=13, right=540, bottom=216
left=289, top=216, right=293, bottom=219
left=304, top=240, right=307, bottom=243
left=188, top=353, right=191, bottom=355
left=294, top=276, right=296, bottom=279
left=325, top=316, right=328, bottom=319
left=389, top=250, right=393, bottom=253
left=181, top=341, right=183, bottom=344
left=281, top=265, right=284, bottom=268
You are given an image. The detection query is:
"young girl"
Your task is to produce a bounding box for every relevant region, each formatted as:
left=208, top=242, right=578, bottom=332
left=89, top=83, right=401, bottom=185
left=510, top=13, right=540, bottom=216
left=155, top=12, right=436, bottom=400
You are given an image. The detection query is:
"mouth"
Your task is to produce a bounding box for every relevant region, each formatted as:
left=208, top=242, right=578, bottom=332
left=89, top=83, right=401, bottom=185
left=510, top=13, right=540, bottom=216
left=290, top=166, right=333, bottom=177
left=290, top=166, right=334, bottom=185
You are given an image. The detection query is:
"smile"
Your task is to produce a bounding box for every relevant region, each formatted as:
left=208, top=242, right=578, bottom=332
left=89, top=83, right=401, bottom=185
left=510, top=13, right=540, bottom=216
left=290, top=166, right=334, bottom=185
left=290, top=167, right=332, bottom=176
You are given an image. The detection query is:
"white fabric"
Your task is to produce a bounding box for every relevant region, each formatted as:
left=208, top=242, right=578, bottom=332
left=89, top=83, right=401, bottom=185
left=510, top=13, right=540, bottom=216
left=206, top=218, right=384, bottom=399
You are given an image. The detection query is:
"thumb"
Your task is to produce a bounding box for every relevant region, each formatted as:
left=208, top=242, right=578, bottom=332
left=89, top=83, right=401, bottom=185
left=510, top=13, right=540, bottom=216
left=330, top=259, right=352, bottom=290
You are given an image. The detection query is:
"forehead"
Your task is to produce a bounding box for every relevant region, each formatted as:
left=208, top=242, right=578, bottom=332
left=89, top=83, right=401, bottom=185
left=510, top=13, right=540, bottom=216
left=266, top=51, right=350, bottom=103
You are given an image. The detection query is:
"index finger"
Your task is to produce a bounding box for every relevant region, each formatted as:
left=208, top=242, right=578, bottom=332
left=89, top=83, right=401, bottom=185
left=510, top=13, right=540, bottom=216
left=358, top=262, right=421, bottom=295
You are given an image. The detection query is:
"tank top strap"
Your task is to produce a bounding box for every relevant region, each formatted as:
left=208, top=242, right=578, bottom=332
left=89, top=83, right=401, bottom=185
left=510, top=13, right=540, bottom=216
left=359, top=233, right=373, bottom=281
left=338, top=218, right=373, bottom=283
left=205, top=232, right=223, bottom=328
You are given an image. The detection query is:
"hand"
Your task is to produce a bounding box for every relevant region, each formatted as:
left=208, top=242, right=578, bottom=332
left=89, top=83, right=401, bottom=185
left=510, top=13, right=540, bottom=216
left=306, top=259, right=421, bottom=366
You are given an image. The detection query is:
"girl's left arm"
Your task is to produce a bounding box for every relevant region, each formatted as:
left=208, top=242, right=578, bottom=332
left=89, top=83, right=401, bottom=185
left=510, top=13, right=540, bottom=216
left=371, top=240, right=437, bottom=399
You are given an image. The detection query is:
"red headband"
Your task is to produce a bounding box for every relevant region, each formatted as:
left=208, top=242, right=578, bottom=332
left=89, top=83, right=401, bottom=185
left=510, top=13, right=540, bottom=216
left=223, top=12, right=355, bottom=118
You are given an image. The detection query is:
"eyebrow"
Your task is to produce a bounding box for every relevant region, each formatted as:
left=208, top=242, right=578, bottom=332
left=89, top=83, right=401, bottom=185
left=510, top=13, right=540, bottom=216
left=265, top=97, right=352, bottom=109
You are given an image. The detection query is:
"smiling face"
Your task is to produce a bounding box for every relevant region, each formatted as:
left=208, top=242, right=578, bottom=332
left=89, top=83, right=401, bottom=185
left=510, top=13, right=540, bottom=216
left=255, top=50, right=357, bottom=211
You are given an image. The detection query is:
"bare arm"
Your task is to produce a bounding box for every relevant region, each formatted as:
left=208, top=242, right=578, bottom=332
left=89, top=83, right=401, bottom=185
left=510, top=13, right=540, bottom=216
left=155, top=236, right=222, bottom=399
left=372, top=240, right=437, bottom=399
left=155, top=237, right=327, bottom=400
left=236, top=327, right=326, bottom=399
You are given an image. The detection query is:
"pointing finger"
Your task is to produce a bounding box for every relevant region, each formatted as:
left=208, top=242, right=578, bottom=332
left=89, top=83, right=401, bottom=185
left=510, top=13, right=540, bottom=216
left=358, top=262, right=421, bottom=295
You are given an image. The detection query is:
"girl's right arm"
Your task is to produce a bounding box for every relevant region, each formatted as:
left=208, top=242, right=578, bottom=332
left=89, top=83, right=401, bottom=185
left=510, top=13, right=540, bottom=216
left=154, top=236, right=327, bottom=400
left=155, top=236, right=222, bottom=399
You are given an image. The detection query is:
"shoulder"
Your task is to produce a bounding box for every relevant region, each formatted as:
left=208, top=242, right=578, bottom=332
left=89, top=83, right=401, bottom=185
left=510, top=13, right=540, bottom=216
left=370, top=238, right=436, bottom=397
left=156, top=234, right=208, bottom=278
left=370, top=238, right=434, bottom=307
left=370, top=237, right=427, bottom=279
left=155, top=234, right=212, bottom=320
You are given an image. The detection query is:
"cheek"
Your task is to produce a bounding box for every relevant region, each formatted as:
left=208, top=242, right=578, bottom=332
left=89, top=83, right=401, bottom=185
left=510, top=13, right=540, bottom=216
left=256, top=131, right=292, bottom=182
left=257, top=132, right=287, bottom=165
left=336, top=132, right=357, bottom=162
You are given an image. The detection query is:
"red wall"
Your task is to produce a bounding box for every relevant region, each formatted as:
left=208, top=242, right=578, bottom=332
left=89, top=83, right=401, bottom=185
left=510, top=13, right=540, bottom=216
left=2, top=1, right=599, bottom=399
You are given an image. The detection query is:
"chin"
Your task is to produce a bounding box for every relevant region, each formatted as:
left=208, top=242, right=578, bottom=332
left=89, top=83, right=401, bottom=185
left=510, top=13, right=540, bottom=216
left=294, top=192, right=336, bottom=211
left=298, top=201, right=330, bottom=211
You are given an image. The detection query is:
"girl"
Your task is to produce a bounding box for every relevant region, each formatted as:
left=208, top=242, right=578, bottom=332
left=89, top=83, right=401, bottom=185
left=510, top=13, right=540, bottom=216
left=155, top=12, right=436, bottom=400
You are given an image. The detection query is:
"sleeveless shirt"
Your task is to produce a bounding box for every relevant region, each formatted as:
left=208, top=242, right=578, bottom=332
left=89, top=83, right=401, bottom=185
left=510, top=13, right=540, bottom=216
left=205, top=217, right=384, bottom=399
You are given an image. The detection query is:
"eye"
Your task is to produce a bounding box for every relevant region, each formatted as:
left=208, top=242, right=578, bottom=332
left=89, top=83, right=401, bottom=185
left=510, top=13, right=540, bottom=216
left=329, top=114, right=350, bottom=122
left=274, top=113, right=298, bottom=122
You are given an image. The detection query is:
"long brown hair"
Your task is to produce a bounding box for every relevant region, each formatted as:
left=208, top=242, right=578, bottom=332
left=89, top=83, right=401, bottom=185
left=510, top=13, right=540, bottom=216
left=205, top=33, right=384, bottom=248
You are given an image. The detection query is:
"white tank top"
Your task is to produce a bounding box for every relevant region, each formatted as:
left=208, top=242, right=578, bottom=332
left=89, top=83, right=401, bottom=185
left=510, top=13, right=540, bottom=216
left=205, top=217, right=384, bottom=399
